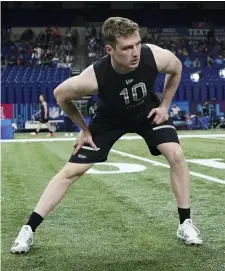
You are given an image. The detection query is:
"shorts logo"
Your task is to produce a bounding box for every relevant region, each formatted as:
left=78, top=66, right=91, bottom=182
left=78, top=154, right=87, bottom=159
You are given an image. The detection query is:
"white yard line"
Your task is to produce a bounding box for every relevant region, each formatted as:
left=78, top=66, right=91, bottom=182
left=121, top=134, right=225, bottom=140
left=210, top=137, right=225, bottom=141
left=110, top=149, right=225, bottom=185
left=1, top=133, right=225, bottom=143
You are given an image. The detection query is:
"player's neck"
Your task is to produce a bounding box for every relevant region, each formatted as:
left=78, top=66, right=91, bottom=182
left=110, top=57, right=134, bottom=74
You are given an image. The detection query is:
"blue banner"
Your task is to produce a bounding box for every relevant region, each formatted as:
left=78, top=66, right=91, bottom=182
left=147, top=27, right=225, bottom=39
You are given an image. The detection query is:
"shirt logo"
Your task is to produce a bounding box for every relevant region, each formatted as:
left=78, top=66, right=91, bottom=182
left=125, top=79, right=134, bottom=85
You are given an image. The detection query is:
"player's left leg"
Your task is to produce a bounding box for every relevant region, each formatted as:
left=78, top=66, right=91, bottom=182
left=46, top=121, right=54, bottom=137
left=138, top=120, right=203, bottom=245
left=158, top=142, right=190, bottom=209
left=157, top=141, right=203, bottom=245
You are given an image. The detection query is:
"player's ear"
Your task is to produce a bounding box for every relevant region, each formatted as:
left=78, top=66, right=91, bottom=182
left=105, top=45, right=113, bottom=55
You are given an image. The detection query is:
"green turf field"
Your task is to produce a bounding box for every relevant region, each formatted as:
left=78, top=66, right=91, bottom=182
left=1, top=131, right=225, bottom=271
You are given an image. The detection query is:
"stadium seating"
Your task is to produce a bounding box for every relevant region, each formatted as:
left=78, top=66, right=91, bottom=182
left=1, top=67, right=71, bottom=103
left=1, top=66, right=224, bottom=104
left=153, top=67, right=225, bottom=102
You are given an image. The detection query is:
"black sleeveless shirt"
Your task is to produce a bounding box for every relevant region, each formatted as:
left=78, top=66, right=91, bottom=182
left=41, top=101, right=45, bottom=119
left=93, top=44, right=160, bottom=120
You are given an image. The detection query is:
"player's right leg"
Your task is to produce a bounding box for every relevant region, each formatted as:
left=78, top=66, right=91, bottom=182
left=30, top=121, right=41, bottom=136
left=10, top=162, right=93, bottom=254
left=11, top=116, right=125, bottom=254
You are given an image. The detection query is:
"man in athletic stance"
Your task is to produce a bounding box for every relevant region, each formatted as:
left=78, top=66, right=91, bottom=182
left=11, top=17, right=203, bottom=254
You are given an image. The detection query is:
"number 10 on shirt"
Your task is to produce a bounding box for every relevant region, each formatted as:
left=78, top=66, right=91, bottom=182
left=119, top=82, right=147, bottom=105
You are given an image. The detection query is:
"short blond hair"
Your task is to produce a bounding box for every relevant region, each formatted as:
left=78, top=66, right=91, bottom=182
left=102, top=17, right=140, bottom=47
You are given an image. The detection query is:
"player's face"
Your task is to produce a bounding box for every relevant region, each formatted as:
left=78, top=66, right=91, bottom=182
left=106, top=31, right=141, bottom=71
left=39, top=95, right=44, bottom=102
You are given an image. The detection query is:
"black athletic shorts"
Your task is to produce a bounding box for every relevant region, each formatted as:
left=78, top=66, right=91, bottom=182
left=38, top=117, right=48, bottom=123
left=68, top=114, right=180, bottom=164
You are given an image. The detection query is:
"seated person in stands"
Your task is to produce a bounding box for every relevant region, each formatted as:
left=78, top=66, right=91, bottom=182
left=171, top=104, right=181, bottom=120
left=182, top=48, right=188, bottom=56
left=193, top=57, right=200, bottom=68
left=185, top=113, right=196, bottom=129
left=202, top=102, right=209, bottom=116
left=206, top=56, right=213, bottom=67
left=214, top=55, right=224, bottom=66
left=184, top=56, right=192, bottom=68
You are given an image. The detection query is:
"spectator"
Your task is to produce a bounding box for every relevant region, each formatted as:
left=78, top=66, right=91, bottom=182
left=31, top=48, right=40, bottom=65
left=8, top=56, right=17, bottom=66
left=17, top=54, right=24, bottom=66
left=171, top=104, right=181, bottom=119
left=206, top=56, right=213, bottom=67
left=53, top=26, right=61, bottom=43
left=52, top=53, right=59, bottom=62
left=63, top=41, right=73, bottom=54
left=184, top=57, right=193, bottom=68
left=65, top=27, right=72, bottom=40
left=193, top=57, right=201, bottom=68
left=34, top=45, right=42, bottom=59
left=182, top=48, right=188, bottom=56
left=57, top=59, right=65, bottom=68
left=65, top=52, right=73, bottom=68
left=202, top=102, right=209, bottom=116
left=200, top=44, right=208, bottom=54
left=214, top=55, right=224, bottom=66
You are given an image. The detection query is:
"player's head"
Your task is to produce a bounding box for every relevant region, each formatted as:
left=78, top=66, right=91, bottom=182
left=39, top=94, right=45, bottom=102
left=102, top=17, right=141, bottom=71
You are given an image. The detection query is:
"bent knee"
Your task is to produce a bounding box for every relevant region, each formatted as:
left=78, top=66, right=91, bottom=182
left=169, top=148, right=186, bottom=167
left=160, top=144, right=186, bottom=167
left=60, top=162, right=92, bottom=180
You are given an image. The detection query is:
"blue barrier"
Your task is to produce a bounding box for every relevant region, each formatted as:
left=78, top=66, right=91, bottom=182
left=1, top=119, right=14, bottom=139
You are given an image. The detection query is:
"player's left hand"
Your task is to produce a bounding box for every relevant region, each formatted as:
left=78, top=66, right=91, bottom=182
left=147, top=106, right=169, bottom=125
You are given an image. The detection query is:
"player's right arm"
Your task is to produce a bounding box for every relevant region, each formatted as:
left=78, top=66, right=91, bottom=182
left=54, top=65, right=98, bottom=132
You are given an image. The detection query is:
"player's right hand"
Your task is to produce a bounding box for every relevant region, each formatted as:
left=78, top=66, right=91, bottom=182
left=73, top=129, right=97, bottom=154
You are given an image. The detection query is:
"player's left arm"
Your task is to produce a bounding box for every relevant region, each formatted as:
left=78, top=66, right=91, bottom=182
left=146, top=44, right=182, bottom=110
left=42, top=101, right=48, bottom=119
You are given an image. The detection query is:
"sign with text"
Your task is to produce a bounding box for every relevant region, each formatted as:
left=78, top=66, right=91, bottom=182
left=147, top=28, right=225, bottom=39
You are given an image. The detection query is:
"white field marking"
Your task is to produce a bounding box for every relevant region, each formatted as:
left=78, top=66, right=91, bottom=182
left=0, top=137, right=75, bottom=143
left=177, top=134, right=225, bottom=139
left=210, top=137, right=225, bottom=141
left=110, top=149, right=225, bottom=185
left=1, top=133, right=225, bottom=143
left=86, top=162, right=146, bottom=174
left=186, top=159, right=225, bottom=169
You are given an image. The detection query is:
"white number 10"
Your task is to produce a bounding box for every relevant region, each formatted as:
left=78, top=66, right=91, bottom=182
left=120, top=82, right=147, bottom=105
